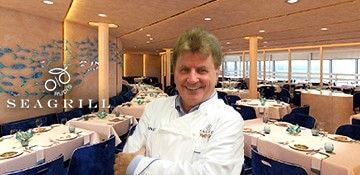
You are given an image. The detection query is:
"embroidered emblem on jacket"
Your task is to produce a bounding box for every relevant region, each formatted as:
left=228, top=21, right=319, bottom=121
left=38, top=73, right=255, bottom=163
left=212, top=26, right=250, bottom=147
left=147, top=126, right=156, bottom=131
left=199, top=124, right=213, bottom=141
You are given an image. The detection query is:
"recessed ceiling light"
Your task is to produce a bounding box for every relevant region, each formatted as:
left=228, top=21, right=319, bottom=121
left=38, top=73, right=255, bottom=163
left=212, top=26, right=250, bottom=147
left=149, top=37, right=154, bottom=41
left=134, top=46, right=137, bottom=48
left=98, top=13, right=107, bottom=17
left=204, top=17, right=212, bottom=21
left=42, top=0, right=53, bottom=5
left=146, top=34, right=151, bottom=37
left=321, top=27, right=328, bottom=31
left=259, top=29, right=266, bottom=33
left=285, top=0, right=299, bottom=4
left=146, top=41, right=150, bottom=44
left=228, top=49, right=232, bottom=51
left=226, top=42, right=231, bottom=45
left=263, top=41, right=268, bottom=44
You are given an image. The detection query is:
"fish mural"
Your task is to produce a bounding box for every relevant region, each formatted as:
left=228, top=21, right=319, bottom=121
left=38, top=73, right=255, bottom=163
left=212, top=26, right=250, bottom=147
left=0, top=37, right=121, bottom=97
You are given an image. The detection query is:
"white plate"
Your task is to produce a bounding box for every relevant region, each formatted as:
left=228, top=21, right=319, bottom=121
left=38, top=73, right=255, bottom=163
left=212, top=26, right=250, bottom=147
left=289, top=143, right=313, bottom=152
left=56, top=133, right=78, bottom=141
left=328, top=134, right=353, bottom=142
left=51, top=124, right=61, bottom=127
left=1, top=135, right=14, bottom=139
left=274, top=122, right=289, bottom=127
left=243, top=128, right=253, bottom=133
left=32, top=126, right=52, bottom=133
left=0, top=150, right=23, bottom=160
left=39, top=142, right=54, bottom=147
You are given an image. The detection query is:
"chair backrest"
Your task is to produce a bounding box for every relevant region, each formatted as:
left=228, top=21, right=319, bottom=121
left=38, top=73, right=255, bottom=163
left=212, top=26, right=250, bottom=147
left=290, top=105, right=310, bottom=115
left=56, top=108, right=83, bottom=123
left=278, top=96, right=290, bottom=103
left=233, top=105, right=256, bottom=120
left=335, top=124, right=360, bottom=140
left=292, top=91, right=302, bottom=107
left=217, top=91, right=229, bottom=105
left=116, top=124, right=138, bottom=152
left=260, top=86, right=275, bottom=99
left=278, top=88, right=291, bottom=99
left=68, top=135, right=116, bottom=175
left=251, top=148, right=307, bottom=175
left=353, top=92, right=360, bottom=113
left=109, top=95, right=126, bottom=107
left=5, top=154, right=65, bottom=175
left=227, top=95, right=241, bottom=106
left=1, top=116, right=48, bottom=135
left=282, top=113, right=315, bottom=129
left=352, top=118, right=360, bottom=125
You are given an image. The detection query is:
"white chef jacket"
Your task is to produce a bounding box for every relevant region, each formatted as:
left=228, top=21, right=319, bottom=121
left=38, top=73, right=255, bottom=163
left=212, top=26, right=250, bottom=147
left=123, top=95, right=244, bottom=175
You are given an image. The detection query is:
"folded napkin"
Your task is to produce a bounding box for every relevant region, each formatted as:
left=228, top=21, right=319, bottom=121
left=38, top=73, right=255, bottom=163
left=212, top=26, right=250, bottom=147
left=311, top=153, right=328, bottom=174
left=33, top=146, right=45, bottom=165
left=83, top=134, right=90, bottom=145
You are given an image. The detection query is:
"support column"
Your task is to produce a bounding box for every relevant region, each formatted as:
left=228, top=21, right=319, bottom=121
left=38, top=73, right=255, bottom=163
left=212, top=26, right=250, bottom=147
left=242, top=52, right=245, bottom=78
left=89, top=22, right=118, bottom=112
left=319, top=46, right=324, bottom=88
left=245, top=36, right=262, bottom=98
left=287, top=49, right=292, bottom=84
left=263, top=51, right=266, bottom=81
left=160, top=52, right=165, bottom=89
left=164, top=48, right=172, bottom=87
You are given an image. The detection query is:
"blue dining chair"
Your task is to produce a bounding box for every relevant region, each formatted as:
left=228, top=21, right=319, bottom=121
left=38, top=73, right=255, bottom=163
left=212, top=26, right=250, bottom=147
left=335, top=124, right=360, bottom=140
left=352, top=118, right=360, bottom=125
left=281, top=113, right=315, bottom=129
left=233, top=105, right=256, bottom=120
left=68, top=135, right=116, bottom=175
left=5, top=154, right=65, bottom=175
left=251, top=148, right=307, bottom=175
left=290, top=105, right=310, bottom=115
left=227, top=95, right=241, bottom=106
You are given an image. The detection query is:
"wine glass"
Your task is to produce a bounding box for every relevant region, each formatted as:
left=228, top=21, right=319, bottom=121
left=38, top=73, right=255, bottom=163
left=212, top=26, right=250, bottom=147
left=35, top=119, right=42, bottom=128
left=60, top=118, right=67, bottom=125
left=109, top=105, right=115, bottom=113
left=10, top=129, right=18, bottom=135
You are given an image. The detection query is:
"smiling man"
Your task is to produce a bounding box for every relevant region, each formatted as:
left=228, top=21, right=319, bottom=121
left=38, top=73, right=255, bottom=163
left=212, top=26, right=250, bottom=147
left=114, top=28, right=244, bottom=175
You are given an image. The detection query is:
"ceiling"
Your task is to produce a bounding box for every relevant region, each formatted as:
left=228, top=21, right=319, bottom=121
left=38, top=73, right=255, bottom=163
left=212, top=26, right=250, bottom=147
left=1, top=0, right=360, bottom=54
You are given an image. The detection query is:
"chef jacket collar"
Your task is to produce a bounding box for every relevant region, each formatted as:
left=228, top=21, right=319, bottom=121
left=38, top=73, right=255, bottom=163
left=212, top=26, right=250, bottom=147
left=175, top=90, right=217, bottom=117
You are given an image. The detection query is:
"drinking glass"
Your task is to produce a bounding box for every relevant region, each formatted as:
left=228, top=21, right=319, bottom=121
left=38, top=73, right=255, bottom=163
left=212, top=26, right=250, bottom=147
left=10, top=129, right=18, bottom=135
left=109, top=105, right=115, bottom=113
left=60, top=118, right=67, bottom=125
left=35, top=119, right=42, bottom=128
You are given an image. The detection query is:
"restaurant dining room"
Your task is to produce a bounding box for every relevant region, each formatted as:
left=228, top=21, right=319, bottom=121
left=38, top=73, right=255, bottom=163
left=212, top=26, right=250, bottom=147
left=0, top=0, right=360, bottom=174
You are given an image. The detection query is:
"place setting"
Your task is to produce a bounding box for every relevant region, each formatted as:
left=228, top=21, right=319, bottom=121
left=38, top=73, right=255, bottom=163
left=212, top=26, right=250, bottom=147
left=0, top=150, right=23, bottom=160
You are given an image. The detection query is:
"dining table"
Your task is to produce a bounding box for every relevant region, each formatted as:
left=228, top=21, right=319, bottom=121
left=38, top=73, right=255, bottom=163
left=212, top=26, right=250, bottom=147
left=112, top=92, right=168, bottom=119
left=67, top=113, right=137, bottom=145
left=236, top=99, right=291, bottom=120
left=0, top=124, right=98, bottom=174
left=215, top=88, right=250, bottom=99
left=244, top=118, right=360, bottom=175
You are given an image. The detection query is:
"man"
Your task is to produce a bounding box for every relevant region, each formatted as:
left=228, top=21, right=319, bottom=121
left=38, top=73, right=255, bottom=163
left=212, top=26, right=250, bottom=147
left=114, top=28, right=244, bottom=175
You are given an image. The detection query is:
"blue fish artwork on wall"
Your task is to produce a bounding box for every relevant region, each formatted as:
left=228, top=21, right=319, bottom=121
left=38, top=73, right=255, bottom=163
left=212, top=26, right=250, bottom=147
left=11, top=63, right=27, bottom=70
left=19, top=72, right=43, bottom=87
left=0, top=37, right=120, bottom=97
left=1, top=81, right=14, bottom=86
left=0, top=86, right=19, bottom=96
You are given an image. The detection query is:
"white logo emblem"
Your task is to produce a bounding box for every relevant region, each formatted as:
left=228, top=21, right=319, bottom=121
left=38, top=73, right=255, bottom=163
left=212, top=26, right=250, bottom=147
left=45, top=67, right=71, bottom=91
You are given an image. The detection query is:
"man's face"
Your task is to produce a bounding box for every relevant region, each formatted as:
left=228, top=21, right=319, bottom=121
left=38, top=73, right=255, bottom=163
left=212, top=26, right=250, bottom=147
left=174, top=52, right=219, bottom=111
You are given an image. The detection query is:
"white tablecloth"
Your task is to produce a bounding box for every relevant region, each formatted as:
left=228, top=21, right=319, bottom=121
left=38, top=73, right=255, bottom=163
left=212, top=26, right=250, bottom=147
left=68, top=114, right=137, bottom=145
left=0, top=125, right=98, bottom=174
left=236, top=99, right=291, bottom=119
left=216, top=88, right=250, bottom=99
left=244, top=118, right=360, bottom=175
